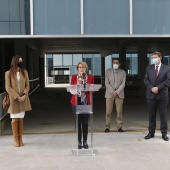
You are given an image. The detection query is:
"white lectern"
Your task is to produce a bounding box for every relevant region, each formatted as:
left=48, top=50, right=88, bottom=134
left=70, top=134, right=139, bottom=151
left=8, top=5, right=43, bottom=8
left=66, top=84, right=101, bottom=156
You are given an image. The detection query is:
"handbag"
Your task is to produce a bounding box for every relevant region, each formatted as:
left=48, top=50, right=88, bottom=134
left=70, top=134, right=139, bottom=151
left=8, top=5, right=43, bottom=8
left=2, top=72, right=11, bottom=109
left=2, top=92, right=10, bottom=109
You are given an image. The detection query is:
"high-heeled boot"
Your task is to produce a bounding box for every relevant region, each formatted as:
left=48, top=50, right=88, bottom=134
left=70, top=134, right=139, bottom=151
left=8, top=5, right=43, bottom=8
left=11, top=121, right=20, bottom=147
left=18, top=119, right=24, bottom=146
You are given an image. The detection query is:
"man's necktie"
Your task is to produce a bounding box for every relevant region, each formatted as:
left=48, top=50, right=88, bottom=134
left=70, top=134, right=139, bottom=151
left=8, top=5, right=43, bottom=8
left=155, top=65, right=159, bottom=77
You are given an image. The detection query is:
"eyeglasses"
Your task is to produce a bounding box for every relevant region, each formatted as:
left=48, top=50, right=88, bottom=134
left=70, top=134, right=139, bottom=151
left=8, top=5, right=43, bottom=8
left=78, top=67, right=85, bottom=69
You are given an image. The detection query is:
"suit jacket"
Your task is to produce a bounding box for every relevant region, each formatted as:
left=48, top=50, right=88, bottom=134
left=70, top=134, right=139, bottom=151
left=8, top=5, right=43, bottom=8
left=70, top=74, right=94, bottom=106
left=105, top=68, right=126, bottom=99
left=144, top=63, right=170, bottom=100
left=5, top=70, right=32, bottom=113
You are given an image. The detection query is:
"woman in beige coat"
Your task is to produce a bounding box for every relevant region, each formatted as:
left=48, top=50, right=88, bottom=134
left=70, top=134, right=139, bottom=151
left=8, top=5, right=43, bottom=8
left=5, top=55, right=32, bottom=147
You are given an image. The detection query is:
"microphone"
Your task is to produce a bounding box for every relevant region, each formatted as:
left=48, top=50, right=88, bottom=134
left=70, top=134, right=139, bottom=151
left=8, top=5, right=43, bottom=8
left=82, top=73, right=86, bottom=89
left=82, top=73, right=86, bottom=80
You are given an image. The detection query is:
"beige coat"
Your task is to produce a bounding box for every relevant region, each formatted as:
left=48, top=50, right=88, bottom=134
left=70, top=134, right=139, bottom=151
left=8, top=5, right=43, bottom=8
left=5, top=70, right=32, bottom=114
left=105, top=68, right=126, bottom=99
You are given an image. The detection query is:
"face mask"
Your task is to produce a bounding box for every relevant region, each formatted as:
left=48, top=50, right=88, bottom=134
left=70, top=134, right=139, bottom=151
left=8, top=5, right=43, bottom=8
left=151, top=58, right=159, bottom=65
left=17, top=61, right=23, bottom=68
left=113, top=64, right=119, bottom=69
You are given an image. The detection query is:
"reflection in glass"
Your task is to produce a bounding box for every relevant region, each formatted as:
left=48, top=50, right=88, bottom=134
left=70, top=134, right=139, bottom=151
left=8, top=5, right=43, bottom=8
left=53, top=54, right=62, bottom=66
left=63, top=54, right=72, bottom=65
left=73, top=54, right=82, bottom=65
left=126, top=54, right=138, bottom=75
left=93, top=54, right=101, bottom=76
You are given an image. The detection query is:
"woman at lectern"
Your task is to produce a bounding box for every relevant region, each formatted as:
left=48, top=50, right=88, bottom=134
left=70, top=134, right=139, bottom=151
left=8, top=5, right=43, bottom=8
left=70, top=61, right=94, bottom=149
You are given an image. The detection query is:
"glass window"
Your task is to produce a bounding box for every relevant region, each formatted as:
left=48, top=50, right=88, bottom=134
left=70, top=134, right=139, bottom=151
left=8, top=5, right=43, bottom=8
left=126, top=54, right=138, bottom=75
left=105, top=55, right=112, bottom=71
left=63, top=54, right=72, bottom=66
left=112, top=54, right=119, bottom=58
left=46, top=54, right=53, bottom=67
left=64, top=70, right=70, bottom=75
left=163, top=55, right=170, bottom=66
left=84, top=0, right=129, bottom=34
left=0, top=0, right=28, bottom=35
left=54, top=70, right=58, bottom=75
left=53, top=54, right=62, bottom=66
left=147, top=53, right=151, bottom=64
left=93, top=54, right=101, bottom=76
left=133, top=0, right=170, bottom=34
left=34, top=0, right=80, bottom=34
left=58, top=70, right=63, bottom=75
left=73, top=54, right=82, bottom=65
left=83, top=54, right=92, bottom=74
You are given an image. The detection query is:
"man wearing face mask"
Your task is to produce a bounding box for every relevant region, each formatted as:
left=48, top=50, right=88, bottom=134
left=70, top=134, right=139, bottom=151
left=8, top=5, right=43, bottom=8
left=144, top=51, right=170, bottom=141
left=104, top=58, right=126, bottom=133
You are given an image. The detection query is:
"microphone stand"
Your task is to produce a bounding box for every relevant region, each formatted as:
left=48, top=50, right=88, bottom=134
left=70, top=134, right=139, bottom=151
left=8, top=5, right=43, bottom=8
left=82, top=73, right=86, bottom=89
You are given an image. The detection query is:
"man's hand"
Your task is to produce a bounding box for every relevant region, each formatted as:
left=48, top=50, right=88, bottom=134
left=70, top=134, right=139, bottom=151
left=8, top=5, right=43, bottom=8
left=151, top=87, right=158, bottom=94
left=112, top=92, right=118, bottom=97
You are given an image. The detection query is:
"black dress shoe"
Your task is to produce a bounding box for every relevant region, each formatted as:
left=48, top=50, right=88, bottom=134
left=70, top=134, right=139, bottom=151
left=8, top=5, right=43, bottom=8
left=78, top=141, right=82, bottom=149
left=83, top=141, right=88, bottom=149
left=118, top=128, right=124, bottom=132
left=144, top=133, right=154, bottom=139
left=162, top=134, right=169, bottom=141
left=104, top=128, right=110, bottom=133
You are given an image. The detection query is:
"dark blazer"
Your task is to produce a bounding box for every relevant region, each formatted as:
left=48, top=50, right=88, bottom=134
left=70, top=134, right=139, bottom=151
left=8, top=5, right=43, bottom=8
left=70, top=74, right=94, bottom=106
left=144, top=64, right=170, bottom=100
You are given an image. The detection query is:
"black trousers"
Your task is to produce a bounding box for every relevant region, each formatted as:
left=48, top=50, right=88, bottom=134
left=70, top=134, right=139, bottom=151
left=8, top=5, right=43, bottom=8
left=72, top=105, right=89, bottom=142
left=147, top=99, right=168, bottom=134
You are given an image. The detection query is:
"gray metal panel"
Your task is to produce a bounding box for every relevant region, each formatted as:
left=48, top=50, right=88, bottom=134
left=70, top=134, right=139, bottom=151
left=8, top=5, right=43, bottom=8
left=0, top=0, right=9, bottom=21
left=9, top=22, right=21, bottom=35
left=20, top=0, right=25, bottom=21
left=21, top=22, right=26, bottom=35
left=93, top=54, right=101, bottom=76
left=70, top=65, right=77, bottom=76
left=0, top=22, right=9, bottom=34
left=133, top=0, right=170, bottom=34
left=9, top=0, right=20, bottom=21
left=33, top=0, right=80, bottom=35
left=84, top=0, right=129, bottom=34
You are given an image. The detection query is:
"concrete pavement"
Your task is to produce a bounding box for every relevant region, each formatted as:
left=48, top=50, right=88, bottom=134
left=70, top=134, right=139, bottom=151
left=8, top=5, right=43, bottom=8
left=0, top=87, right=170, bottom=170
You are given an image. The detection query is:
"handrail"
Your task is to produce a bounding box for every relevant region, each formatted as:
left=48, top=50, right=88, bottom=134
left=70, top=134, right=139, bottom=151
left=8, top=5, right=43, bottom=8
left=28, top=84, right=40, bottom=95
left=0, top=114, right=8, bottom=121
left=0, top=77, right=39, bottom=96
left=0, top=92, right=5, bottom=96
left=29, top=77, right=39, bottom=82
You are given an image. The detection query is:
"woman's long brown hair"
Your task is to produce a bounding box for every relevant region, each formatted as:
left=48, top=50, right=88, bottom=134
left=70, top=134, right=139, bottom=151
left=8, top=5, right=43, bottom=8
left=9, top=55, right=25, bottom=78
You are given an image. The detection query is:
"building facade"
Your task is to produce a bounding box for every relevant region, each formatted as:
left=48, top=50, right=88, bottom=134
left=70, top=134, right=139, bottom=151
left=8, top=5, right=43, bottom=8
left=1, top=0, right=170, bottom=96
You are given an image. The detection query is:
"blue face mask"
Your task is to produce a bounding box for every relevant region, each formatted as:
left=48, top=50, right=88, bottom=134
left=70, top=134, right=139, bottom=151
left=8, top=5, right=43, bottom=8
left=151, top=58, right=159, bottom=65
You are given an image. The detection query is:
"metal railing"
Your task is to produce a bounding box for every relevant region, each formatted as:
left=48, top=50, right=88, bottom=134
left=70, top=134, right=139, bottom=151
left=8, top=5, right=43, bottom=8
left=0, top=77, right=40, bottom=134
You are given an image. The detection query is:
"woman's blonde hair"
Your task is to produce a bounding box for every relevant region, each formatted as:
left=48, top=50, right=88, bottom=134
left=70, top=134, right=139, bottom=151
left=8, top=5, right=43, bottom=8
left=76, top=61, right=88, bottom=71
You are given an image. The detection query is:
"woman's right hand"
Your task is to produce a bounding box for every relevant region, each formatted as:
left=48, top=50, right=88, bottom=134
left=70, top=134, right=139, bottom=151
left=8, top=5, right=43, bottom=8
left=17, top=95, right=26, bottom=102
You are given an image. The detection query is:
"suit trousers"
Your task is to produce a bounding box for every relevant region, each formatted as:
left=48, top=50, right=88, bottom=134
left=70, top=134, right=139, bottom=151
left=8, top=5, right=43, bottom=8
left=105, top=97, right=123, bottom=129
left=72, top=105, right=89, bottom=142
left=147, top=99, right=168, bottom=134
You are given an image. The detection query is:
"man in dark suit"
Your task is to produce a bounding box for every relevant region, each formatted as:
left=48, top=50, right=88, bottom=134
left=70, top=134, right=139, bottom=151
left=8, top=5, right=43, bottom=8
left=144, top=51, right=170, bottom=141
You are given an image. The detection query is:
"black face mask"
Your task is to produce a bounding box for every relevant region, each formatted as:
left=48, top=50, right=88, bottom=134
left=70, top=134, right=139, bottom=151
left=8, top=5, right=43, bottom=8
left=17, top=62, right=23, bottom=69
